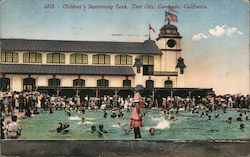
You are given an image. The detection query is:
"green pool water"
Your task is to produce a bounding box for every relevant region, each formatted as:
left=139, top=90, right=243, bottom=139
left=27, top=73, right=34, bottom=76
left=18, top=109, right=250, bottom=140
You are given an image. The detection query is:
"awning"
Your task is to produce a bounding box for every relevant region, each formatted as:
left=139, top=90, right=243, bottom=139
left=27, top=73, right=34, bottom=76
left=0, top=64, right=135, bottom=76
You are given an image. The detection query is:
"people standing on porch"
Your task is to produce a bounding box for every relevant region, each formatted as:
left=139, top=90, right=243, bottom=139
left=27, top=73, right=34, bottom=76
left=192, top=97, right=196, bottom=107
left=4, top=96, right=13, bottom=115
left=162, top=98, right=167, bottom=109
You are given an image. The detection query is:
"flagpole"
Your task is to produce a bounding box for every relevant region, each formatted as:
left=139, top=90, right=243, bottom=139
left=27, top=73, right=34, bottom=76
left=148, top=24, right=151, bottom=40
left=164, top=12, right=166, bottom=25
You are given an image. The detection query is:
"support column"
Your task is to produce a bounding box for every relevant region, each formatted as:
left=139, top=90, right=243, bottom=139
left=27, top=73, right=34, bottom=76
left=114, top=89, right=118, bottom=107
left=170, top=90, right=174, bottom=100
left=152, top=89, right=157, bottom=103
left=95, top=89, right=99, bottom=98
left=76, top=89, right=80, bottom=96
left=170, top=89, right=175, bottom=106
left=56, top=89, right=60, bottom=96
left=188, top=90, right=192, bottom=98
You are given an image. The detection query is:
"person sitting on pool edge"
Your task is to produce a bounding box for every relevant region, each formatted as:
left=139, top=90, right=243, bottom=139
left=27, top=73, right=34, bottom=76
left=57, top=122, right=69, bottom=134
left=32, top=107, right=39, bottom=115
left=25, top=108, right=32, bottom=118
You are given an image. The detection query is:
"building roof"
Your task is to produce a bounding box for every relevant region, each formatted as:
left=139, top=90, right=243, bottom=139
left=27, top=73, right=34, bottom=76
left=0, top=39, right=161, bottom=55
left=0, top=64, right=135, bottom=76
left=160, top=24, right=178, bottom=31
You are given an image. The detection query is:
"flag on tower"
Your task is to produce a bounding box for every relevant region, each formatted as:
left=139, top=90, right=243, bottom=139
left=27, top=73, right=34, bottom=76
left=165, top=11, right=178, bottom=23
left=149, top=24, right=155, bottom=33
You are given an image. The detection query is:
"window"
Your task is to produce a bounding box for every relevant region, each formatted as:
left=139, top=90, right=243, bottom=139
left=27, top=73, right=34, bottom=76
left=47, top=53, right=65, bottom=63
left=48, top=78, right=60, bottom=87
left=142, top=56, right=154, bottom=65
left=1, top=52, right=18, bottom=62
left=23, top=78, right=36, bottom=91
left=23, top=52, right=42, bottom=63
left=97, top=79, right=109, bottom=87
left=115, top=55, right=132, bottom=65
left=142, top=56, right=154, bottom=75
left=165, top=80, right=173, bottom=88
left=73, top=79, right=85, bottom=87
left=123, top=79, right=131, bottom=87
left=93, top=54, right=110, bottom=64
left=146, top=80, right=154, bottom=89
left=143, top=65, right=154, bottom=75
left=70, top=53, right=88, bottom=64
left=0, top=77, right=10, bottom=92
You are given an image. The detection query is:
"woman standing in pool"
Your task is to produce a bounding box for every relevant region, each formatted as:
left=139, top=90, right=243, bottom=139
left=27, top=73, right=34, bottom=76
left=130, top=92, right=144, bottom=140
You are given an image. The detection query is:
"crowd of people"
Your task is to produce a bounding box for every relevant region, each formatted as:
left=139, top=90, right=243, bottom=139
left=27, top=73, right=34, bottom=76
left=0, top=90, right=249, bottom=139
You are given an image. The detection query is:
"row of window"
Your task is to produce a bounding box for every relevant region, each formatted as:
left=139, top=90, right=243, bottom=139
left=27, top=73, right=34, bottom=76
left=0, top=77, right=173, bottom=92
left=1, top=52, right=154, bottom=65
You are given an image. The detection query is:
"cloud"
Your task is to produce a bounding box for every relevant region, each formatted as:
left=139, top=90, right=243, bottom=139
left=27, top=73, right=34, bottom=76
left=242, top=0, right=249, bottom=4
left=237, top=31, right=243, bottom=35
left=226, top=27, right=243, bottom=36
left=0, top=0, right=6, bottom=4
left=226, top=27, right=237, bottom=36
left=192, top=33, right=208, bottom=41
left=192, top=25, right=243, bottom=42
left=209, top=25, right=226, bottom=37
left=209, top=25, right=243, bottom=37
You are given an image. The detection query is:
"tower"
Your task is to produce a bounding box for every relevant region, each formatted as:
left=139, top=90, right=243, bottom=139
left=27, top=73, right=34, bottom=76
left=156, top=24, right=186, bottom=87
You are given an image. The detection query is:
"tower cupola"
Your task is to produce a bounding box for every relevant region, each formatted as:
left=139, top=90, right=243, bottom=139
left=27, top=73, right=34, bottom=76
left=156, top=24, right=181, bottom=41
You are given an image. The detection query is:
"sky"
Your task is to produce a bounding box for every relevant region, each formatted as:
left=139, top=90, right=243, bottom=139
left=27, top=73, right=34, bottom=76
left=0, top=0, right=249, bottom=95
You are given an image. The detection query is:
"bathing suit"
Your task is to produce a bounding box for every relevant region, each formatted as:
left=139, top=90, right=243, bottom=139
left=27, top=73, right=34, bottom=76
left=130, top=104, right=143, bottom=128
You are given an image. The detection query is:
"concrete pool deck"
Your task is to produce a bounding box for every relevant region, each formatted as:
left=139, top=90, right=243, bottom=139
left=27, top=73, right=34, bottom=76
left=1, top=140, right=250, bottom=157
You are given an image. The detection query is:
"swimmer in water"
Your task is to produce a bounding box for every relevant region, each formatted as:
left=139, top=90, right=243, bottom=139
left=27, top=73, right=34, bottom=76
left=215, top=113, right=219, bottom=118
left=111, top=112, right=117, bottom=118
left=91, top=125, right=96, bottom=133
left=237, top=114, right=243, bottom=121
left=103, top=110, right=108, bottom=119
left=117, top=122, right=129, bottom=127
left=246, top=116, right=249, bottom=120
left=122, top=128, right=132, bottom=135
left=57, top=122, right=69, bottom=134
left=79, top=117, right=93, bottom=125
left=66, top=112, right=71, bottom=117
left=148, top=128, right=162, bottom=136
left=118, top=111, right=124, bottom=119
left=98, top=125, right=108, bottom=136
left=169, top=114, right=177, bottom=121
left=225, top=117, right=232, bottom=123
left=240, top=124, right=244, bottom=129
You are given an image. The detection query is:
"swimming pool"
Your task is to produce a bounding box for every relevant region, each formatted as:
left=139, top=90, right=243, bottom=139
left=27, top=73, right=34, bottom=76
left=18, top=108, right=250, bottom=140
